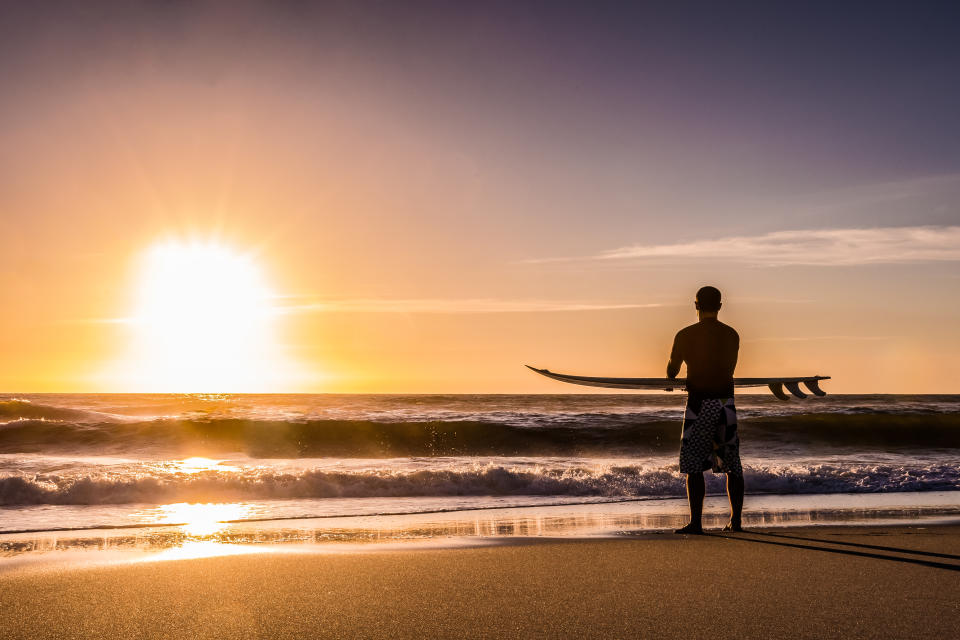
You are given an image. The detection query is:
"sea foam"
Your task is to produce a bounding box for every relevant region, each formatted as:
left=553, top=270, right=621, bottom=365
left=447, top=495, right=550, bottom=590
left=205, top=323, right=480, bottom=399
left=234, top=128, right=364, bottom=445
left=2, top=461, right=957, bottom=506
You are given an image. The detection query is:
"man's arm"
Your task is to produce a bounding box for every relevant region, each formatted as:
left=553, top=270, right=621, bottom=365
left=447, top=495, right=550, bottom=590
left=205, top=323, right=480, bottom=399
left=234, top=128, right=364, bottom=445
left=732, top=332, right=739, bottom=372
left=666, top=333, right=683, bottom=379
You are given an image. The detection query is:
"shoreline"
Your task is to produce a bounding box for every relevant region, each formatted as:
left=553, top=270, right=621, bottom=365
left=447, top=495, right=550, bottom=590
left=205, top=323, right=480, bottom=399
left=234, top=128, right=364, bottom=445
left=4, top=515, right=960, bottom=575
left=2, top=523, right=958, bottom=639
left=5, top=489, right=959, bottom=535
left=3, top=492, right=959, bottom=565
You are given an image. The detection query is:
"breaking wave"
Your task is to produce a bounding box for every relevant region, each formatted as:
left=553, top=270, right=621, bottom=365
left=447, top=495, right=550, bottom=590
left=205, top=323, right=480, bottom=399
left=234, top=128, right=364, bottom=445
left=2, top=462, right=957, bottom=506
left=1, top=410, right=958, bottom=457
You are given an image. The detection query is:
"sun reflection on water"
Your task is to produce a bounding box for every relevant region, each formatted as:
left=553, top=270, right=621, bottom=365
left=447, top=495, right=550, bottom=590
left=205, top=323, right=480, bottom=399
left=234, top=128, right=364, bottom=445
left=171, top=457, right=239, bottom=473
left=156, top=502, right=252, bottom=537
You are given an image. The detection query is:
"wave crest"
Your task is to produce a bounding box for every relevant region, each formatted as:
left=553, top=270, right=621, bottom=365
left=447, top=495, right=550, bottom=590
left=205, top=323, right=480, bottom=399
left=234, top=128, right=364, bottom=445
left=2, top=462, right=956, bottom=506
left=2, top=413, right=958, bottom=457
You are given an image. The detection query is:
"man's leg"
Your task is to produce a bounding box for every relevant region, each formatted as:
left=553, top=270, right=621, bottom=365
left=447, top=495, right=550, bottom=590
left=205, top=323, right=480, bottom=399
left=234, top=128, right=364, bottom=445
left=725, top=473, right=744, bottom=531
left=675, top=472, right=705, bottom=533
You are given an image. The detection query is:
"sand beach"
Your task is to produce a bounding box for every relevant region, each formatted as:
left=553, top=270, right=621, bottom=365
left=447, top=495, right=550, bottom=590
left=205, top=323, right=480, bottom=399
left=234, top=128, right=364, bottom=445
left=2, top=524, right=958, bottom=639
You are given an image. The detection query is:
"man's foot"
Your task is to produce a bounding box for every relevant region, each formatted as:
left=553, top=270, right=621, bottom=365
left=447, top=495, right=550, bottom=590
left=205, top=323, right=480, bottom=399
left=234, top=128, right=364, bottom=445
left=674, top=523, right=704, bottom=535
left=722, top=522, right=743, bottom=532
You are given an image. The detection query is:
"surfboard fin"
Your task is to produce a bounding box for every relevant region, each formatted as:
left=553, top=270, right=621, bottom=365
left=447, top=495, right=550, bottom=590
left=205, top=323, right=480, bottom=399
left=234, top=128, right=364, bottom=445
left=768, top=382, right=791, bottom=401
left=803, top=379, right=827, bottom=396
left=784, top=381, right=807, bottom=399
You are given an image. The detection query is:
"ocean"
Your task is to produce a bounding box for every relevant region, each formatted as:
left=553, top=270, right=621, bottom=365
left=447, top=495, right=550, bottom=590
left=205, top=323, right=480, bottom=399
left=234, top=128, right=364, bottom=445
left=2, top=393, right=958, bottom=557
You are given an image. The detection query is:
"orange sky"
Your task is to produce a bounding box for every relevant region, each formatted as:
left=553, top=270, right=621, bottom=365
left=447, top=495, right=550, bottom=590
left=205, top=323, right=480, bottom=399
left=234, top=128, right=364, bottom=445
left=1, top=3, right=959, bottom=393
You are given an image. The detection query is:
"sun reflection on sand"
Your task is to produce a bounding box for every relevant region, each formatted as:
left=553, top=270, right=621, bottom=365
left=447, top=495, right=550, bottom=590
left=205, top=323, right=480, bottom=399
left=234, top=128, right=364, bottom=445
left=143, top=541, right=278, bottom=562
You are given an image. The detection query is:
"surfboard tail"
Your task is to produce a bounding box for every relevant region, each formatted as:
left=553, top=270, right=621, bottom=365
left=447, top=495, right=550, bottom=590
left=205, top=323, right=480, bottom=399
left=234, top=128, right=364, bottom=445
left=803, top=379, right=827, bottom=396
left=784, top=381, right=807, bottom=399
left=767, top=382, right=790, bottom=401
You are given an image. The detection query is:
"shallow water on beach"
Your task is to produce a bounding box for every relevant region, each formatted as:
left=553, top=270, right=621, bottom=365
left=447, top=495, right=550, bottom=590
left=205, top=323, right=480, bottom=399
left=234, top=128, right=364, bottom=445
left=1, top=393, right=958, bottom=560
left=2, top=493, right=959, bottom=566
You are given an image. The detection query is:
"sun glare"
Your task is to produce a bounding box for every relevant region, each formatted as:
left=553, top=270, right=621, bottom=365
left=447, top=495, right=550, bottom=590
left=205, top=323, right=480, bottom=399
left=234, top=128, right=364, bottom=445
left=156, top=502, right=251, bottom=537
left=173, top=457, right=238, bottom=473
left=109, top=240, right=308, bottom=392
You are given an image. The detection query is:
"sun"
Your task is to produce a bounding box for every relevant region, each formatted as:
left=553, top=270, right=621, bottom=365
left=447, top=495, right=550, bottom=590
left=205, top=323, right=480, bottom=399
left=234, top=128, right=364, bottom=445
left=108, top=240, right=307, bottom=392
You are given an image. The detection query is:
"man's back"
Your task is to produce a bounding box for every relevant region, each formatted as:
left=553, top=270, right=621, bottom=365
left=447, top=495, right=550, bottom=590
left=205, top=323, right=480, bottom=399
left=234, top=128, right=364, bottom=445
left=669, top=286, right=744, bottom=535
left=668, top=318, right=739, bottom=399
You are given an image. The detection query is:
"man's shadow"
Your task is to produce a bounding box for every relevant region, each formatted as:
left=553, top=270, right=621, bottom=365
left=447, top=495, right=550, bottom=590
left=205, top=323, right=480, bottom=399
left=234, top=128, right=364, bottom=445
left=713, top=529, right=960, bottom=572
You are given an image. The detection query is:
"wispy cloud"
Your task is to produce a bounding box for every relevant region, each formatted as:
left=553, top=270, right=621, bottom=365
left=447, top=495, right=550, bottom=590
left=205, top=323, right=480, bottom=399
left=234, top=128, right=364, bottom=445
left=277, top=298, right=665, bottom=314
left=544, top=226, right=960, bottom=267
left=71, top=299, right=664, bottom=325
left=804, top=173, right=960, bottom=215
left=745, top=335, right=894, bottom=343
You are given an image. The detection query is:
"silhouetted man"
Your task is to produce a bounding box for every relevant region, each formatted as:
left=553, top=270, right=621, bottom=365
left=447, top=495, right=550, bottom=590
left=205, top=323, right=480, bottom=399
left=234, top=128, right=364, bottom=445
left=667, top=286, right=743, bottom=534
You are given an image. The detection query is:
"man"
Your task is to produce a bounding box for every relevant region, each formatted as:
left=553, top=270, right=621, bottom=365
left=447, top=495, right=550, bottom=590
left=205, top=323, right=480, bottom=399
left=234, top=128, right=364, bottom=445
left=667, top=285, right=743, bottom=534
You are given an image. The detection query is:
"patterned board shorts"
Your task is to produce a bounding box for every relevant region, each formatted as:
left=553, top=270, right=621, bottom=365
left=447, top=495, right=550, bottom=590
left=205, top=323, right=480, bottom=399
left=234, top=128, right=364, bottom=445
left=679, top=397, right=743, bottom=476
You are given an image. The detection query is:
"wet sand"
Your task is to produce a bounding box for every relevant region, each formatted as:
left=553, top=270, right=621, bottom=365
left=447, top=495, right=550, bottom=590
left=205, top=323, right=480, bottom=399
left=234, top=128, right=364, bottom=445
left=2, top=525, right=958, bottom=639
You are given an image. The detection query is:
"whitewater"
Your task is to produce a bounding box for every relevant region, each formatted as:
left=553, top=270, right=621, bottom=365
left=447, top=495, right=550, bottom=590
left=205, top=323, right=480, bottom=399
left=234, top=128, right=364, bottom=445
left=1, top=393, right=958, bottom=533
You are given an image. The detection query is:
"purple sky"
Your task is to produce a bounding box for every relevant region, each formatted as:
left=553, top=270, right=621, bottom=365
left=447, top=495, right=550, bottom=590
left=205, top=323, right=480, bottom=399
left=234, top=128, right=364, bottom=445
left=1, top=1, right=958, bottom=391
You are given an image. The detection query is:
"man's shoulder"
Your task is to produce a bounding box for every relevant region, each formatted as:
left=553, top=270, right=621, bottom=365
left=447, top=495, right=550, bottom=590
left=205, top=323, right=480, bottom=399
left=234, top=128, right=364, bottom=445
left=675, top=323, right=699, bottom=339
left=717, top=321, right=739, bottom=339
left=679, top=320, right=739, bottom=341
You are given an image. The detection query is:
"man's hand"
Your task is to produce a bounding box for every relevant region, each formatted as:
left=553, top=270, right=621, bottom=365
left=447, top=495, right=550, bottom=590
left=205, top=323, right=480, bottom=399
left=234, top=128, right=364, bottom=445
left=664, top=375, right=676, bottom=392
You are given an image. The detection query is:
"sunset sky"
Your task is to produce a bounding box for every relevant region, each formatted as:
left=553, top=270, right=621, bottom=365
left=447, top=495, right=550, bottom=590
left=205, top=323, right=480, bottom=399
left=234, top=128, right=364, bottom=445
left=2, top=1, right=959, bottom=393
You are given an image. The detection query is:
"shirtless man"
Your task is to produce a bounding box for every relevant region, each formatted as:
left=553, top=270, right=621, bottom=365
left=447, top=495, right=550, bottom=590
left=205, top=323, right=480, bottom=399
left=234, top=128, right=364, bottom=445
left=667, top=286, right=744, bottom=534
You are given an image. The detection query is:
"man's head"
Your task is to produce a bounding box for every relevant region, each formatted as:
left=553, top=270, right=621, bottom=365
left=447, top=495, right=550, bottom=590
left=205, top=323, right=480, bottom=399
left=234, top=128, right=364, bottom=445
left=695, top=286, right=722, bottom=317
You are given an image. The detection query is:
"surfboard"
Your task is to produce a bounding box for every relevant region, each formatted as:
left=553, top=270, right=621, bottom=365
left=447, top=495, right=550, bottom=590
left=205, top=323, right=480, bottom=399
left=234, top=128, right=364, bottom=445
left=526, top=365, right=830, bottom=400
